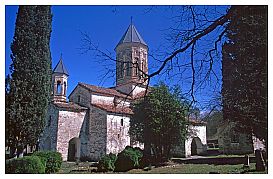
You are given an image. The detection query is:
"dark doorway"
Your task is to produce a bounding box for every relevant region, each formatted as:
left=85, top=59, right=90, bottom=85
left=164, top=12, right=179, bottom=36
left=68, top=138, right=80, bottom=161
left=191, top=139, right=197, bottom=155
left=191, top=137, right=203, bottom=156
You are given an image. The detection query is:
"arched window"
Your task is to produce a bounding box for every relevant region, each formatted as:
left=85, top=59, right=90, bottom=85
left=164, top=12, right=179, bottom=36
left=57, top=81, right=61, bottom=94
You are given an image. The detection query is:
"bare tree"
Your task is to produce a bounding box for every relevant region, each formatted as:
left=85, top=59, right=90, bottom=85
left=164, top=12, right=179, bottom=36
left=80, top=6, right=233, bottom=112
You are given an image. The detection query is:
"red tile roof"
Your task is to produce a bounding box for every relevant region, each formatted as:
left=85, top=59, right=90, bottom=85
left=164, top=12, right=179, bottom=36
left=79, top=82, right=132, bottom=99
left=92, top=103, right=133, bottom=115
left=53, top=102, right=87, bottom=111
left=188, top=118, right=207, bottom=125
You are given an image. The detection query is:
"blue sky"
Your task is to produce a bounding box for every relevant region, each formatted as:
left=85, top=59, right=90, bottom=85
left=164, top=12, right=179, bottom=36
left=5, top=5, right=229, bottom=111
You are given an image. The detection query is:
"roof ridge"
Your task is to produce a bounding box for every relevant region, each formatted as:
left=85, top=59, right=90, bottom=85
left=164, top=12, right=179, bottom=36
left=78, top=82, right=132, bottom=99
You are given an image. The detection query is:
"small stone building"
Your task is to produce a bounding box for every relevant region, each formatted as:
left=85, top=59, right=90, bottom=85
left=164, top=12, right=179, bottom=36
left=39, top=23, right=207, bottom=161
left=171, top=119, right=207, bottom=157
left=207, top=120, right=265, bottom=155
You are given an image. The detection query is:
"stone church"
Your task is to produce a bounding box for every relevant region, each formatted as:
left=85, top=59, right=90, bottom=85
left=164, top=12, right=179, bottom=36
left=39, top=23, right=207, bottom=161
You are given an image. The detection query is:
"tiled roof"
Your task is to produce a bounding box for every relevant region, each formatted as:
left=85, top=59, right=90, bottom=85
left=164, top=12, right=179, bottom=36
left=116, top=24, right=147, bottom=47
left=92, top=103, right=133, bottom=115
left=188, top=118, right=207, bottom=125
left=53, top=57, right=69, bottom=76
left=79, top=82, right=132, bottom=99
left=53, top=102, right=87, bottom=111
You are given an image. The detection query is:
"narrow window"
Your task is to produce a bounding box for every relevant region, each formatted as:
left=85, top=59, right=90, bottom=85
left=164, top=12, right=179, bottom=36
left=121, top=118, right=124, bottom=126
left=126, top=62, right=131, bottom=76
left=64, top=82, right=67, bottom=95
left=47, top=116, right=52, bottom=127
left=134, top=57, right=139, bottom=76
left=142, top=62, right=144, bottom=75
left=118, top=134, right=120, bottom=139
left=78, top=95, right=81, bottom=103
left=120, top=62, right=124, bottom=77
left=117, top=63, right=120, bottom=78
left=57, top=81, right=61, bottom=94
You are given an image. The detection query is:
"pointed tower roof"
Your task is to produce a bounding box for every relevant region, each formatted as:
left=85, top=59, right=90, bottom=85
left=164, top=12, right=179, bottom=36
left=116, top=23, right=147, bottom=47
left=53, top=56, right=69, bottom=76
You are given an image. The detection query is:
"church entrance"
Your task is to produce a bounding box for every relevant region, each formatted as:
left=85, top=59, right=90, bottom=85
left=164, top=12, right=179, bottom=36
left=191, top=137, right=203, bottom=156
left=68, top=137, right=80, bottom=161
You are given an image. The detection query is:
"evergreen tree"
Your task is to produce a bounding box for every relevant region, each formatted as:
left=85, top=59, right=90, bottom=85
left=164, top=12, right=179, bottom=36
left=129, top=83, right=189, bottom=160
left=6, top=6, right=52, bottom=157
left=222, top=6, right=267, bottom=148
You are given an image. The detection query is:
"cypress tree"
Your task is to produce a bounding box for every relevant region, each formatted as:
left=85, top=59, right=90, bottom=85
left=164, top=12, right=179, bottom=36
left=222, top=6, right=267, bottom=148
left=6, top=6, right=52, bottom=157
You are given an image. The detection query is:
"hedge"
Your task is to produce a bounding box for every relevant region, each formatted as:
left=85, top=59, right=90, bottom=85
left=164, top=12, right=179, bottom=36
left=6, top=156, right=45, bottom=174
left=32, top=151, right=62, bottom=173
left=114, top=146, right=143, bottom=172
left=97, top=153, right=117, bottom=172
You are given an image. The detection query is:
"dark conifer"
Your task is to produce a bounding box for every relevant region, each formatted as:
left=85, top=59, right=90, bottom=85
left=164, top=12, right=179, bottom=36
left=222, top=6, right=267, bottom=148
left=6, top=6, right=52, bottom=157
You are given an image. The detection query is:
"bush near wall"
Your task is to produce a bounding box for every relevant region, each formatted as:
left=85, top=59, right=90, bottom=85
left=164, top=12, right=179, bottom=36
left=114, top=146, right=144, bottom=172
left=97, top=153, right=117, bottom=172
left=32, top=151, right=62, bottom=173
left=5, top=156, right=45, bottom=174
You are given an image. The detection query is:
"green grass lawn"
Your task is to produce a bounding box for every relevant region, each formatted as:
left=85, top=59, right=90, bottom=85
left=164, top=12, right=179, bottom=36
left=58, top=161, right=267, bottom=174
left=128, top=163, right=263, bottom=174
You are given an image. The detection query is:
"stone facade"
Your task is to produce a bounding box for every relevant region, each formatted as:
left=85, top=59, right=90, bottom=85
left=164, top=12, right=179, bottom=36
left=56, top=110, right=87, bottom=161
left=106, top=114, right=130, bottom=154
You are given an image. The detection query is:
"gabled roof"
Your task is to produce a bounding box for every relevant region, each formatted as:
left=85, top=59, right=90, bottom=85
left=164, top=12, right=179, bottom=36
left=53, top=57, right=69, bottom=76
left=53, top=102, right=87, bottom=111
left=79, top=82, right=132, bottom=99
left=116, top=23, right=147, bottom=47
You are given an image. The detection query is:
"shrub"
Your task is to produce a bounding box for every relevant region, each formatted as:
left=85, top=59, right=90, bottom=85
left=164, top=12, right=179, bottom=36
left=6, top=156, right=45, bottom=174
left=97, top=153, right=117, bottom=172
left=32, top=151, right=62, bottom=173
left=114, top=146, right=143, bottom=172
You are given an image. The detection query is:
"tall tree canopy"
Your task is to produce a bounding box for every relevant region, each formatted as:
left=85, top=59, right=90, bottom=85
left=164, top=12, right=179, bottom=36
left=6, top=6, right=52, bottom=156
left=222, top=6, right=267, bottom=146
left=129, top=83, right=189, bottom=159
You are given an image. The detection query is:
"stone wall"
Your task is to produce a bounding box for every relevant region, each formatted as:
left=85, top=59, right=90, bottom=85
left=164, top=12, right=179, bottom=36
left=218, top=131, right=254, bottom=155
left=106, top=114, right=130, bottom=154
left=79, top=112, right=90, bottom=159
left=56, top=110, right=86, bottom=161
left=88, top=106, right=108, bottom=161
left=39, top=104, right=59, bottom=151
left=92, top=94, right=113, bottom=104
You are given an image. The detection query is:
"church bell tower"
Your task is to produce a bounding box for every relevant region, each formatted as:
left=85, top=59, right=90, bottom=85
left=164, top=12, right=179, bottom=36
left=52, top=56, right=69, bottom=102
left=115, top=22, right=148, bottom=96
